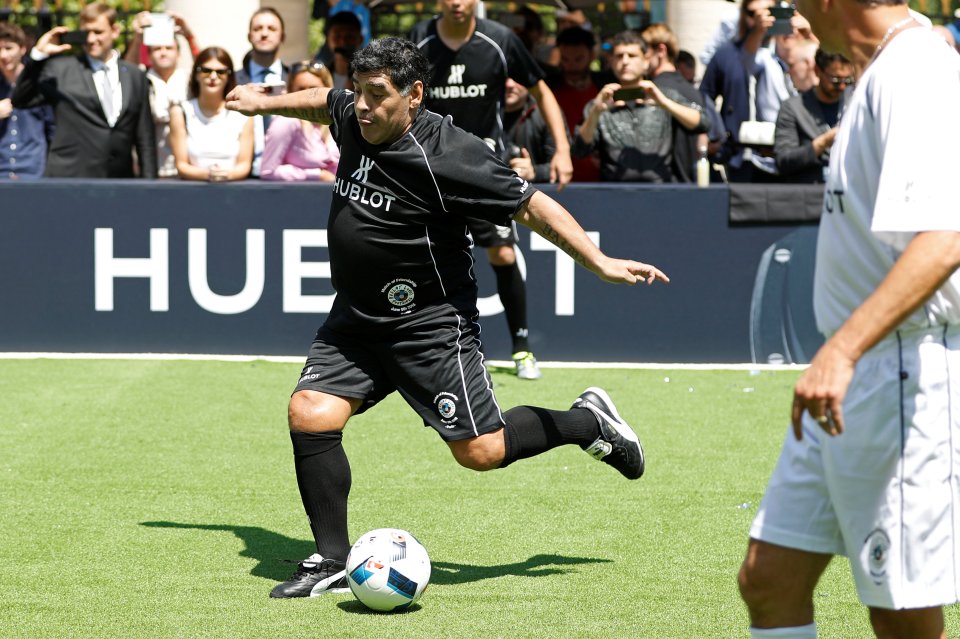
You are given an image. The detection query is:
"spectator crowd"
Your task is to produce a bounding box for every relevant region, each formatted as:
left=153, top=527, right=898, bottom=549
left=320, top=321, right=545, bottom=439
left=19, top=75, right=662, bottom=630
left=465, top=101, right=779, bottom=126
left=2, top=0, right=959, bottom=184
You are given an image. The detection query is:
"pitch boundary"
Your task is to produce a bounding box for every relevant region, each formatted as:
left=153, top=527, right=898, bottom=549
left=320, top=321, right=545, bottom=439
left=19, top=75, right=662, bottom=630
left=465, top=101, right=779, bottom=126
left=0, top=352, right=806, bottom=371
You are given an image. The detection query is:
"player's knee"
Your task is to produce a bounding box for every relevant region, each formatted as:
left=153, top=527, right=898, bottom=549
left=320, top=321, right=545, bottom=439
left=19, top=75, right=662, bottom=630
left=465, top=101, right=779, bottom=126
left=288, top=392, right=348, bottom=433
left=486, top=245, right=515, bottom=266
left=449, top=438, right=503, bottom=471
left=737, top=558, right=776, bottom=612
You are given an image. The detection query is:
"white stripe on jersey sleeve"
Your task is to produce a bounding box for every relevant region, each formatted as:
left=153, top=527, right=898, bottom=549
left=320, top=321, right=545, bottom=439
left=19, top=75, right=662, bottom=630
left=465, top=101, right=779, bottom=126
left=415, top=34, right=435, bottom=48
left=473, top=31, right=508, bottom=73
left=423, top=227, right=448, bottom=298
left=406, top=130, right=449, bottom=213
left=339, top=92, right=354, bottom=122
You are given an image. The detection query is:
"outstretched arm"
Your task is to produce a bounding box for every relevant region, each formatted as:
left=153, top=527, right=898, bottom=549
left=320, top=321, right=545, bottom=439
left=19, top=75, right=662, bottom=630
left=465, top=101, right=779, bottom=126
left=514, top=190, right=669, bottom=285
left=225, top=84, right=333, bottom=124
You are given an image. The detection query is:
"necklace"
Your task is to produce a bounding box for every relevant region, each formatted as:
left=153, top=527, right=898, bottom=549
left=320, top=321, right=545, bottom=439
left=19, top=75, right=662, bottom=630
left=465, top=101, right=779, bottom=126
left=870, top=15, right=917, bottom=65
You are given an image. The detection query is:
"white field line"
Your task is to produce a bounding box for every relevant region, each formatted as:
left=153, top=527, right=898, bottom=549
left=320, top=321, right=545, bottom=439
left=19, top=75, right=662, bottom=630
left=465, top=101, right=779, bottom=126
left=0, top=352, right=807, bottom=371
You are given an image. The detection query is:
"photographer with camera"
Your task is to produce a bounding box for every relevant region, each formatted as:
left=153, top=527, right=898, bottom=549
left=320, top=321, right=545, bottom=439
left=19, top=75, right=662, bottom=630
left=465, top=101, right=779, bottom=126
left=12, top=2, right=156, bottom=178
left=123, top=11, right=198, bottom=178
left=573, top=31, right=704, bottom=183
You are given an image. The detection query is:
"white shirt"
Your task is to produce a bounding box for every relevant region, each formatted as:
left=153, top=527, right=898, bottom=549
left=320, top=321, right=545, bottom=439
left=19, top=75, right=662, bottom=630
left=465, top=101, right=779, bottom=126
left=247, top=59, right=283, bottom=85
left=814, top=27, right=960, bottom=336
left=87, top=51, right=122, bottom=127
left=180, top=98, right=249, bottom=170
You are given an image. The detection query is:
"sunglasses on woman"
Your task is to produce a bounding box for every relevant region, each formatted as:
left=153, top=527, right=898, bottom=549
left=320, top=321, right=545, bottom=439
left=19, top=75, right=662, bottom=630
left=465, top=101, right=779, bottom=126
left=197, top=66, right=232, bottom=78
left=290, top=60, right=326, bottom=75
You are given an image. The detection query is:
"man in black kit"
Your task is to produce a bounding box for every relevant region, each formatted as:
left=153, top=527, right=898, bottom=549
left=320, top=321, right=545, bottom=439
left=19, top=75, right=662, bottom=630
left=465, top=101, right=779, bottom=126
left=410, top=0, right=574, bottom=380
left=226, top=37, right=668, bottom=599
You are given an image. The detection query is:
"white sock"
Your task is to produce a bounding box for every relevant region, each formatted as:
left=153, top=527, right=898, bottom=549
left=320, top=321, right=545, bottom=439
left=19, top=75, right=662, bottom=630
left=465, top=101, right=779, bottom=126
left=750, top=623, right=817, bottom=639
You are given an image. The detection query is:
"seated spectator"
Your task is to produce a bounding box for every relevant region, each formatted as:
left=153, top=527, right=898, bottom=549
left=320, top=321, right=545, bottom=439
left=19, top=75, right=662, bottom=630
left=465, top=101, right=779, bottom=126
left=169, top=47, right=253, bottom=182
left=773, top=49, right=851, bottom=184
left=124, top=11, right=197, bottom=178
left=573, top=31, right=703, bottom=182
left=1, top=22, right=55, bottom=179
left=550, top=26, right=608, bottom=182
left=261, top=60, right=339, bottom=182
left=502, top=77, right=557, bottom=183
left=314, top=11, right=362, bottom=90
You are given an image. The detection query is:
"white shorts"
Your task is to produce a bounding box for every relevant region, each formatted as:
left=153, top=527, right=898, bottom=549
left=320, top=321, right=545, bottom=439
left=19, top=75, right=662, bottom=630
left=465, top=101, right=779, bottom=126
left=751, top=325, right=960, bottom=609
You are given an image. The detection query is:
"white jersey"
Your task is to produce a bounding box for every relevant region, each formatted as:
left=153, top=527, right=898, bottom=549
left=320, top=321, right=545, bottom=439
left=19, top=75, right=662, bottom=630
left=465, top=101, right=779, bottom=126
left=813, top=27, right=960, bottom=336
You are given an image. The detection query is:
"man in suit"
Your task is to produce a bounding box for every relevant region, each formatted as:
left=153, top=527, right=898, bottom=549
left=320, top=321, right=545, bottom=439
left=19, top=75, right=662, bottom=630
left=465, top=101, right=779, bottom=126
left=773, top=50, right=853, bottom=183
left=12, top=2, right=156, bottom=178
left=235, top=7, right=289, bottom=177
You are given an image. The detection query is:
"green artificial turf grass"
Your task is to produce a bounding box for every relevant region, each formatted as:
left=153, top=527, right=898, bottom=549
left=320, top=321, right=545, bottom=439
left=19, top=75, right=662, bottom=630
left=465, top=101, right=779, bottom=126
left=0, top=360, right=953, bottom=638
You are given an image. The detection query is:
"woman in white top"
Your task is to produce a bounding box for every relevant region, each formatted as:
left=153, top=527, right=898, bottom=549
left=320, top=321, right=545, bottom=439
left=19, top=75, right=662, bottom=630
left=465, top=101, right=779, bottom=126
left=169, top=47, right=253, bottom=182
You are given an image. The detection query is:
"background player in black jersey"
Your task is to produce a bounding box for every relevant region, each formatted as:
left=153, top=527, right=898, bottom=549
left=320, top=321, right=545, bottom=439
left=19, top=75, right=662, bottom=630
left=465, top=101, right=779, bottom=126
left=226, top=37, right=668, bottom=599
left=411, top=0, right=575, bottom=381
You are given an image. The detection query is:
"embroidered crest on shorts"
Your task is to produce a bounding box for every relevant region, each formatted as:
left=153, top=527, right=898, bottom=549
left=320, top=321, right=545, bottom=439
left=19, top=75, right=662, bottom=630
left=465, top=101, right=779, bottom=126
left=862, top=528, right=892, bottom=585
left=434, top=391, right=459, bottom=427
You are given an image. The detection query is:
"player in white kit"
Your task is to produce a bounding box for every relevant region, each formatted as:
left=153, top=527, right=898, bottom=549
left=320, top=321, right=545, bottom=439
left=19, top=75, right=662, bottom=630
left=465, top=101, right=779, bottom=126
left=737, top=1, right=960, bottom=638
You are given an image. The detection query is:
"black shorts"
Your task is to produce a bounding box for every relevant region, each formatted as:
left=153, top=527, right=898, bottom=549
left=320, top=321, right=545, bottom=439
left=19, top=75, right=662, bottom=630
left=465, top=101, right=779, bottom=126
left=294, top=312, right=505, bottom=441
left=467, top=218, right=517, bottom=248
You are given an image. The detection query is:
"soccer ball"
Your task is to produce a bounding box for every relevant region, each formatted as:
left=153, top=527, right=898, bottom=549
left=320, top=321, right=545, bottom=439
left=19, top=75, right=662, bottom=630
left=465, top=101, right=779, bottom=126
left=345, top=528, right=431, bottom=612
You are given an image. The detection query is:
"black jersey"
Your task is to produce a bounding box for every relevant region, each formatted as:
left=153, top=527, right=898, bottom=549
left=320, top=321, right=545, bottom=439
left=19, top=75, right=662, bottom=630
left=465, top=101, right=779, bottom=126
left=325, top=89, right=537, bottom=331
left=410, top=17, right=544, bottom=155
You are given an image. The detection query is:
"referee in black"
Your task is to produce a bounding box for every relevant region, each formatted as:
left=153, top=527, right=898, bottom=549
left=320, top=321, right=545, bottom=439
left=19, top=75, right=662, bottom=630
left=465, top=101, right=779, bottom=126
left=226, top=37, right=668, bottom=599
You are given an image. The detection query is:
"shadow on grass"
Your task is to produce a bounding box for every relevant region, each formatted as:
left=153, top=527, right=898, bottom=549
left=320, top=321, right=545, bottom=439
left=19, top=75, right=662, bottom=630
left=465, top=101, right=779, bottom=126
left=140, top=521, right=609, bottom=586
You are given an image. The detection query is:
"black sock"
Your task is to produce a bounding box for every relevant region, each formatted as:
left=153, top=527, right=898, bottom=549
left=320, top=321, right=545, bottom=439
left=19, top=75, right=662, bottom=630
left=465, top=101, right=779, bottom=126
left=289, top=430, right=351, bottom=562
left=492, top=262, right=530, bottom=353
left=500, top=406, right=600, bottom=467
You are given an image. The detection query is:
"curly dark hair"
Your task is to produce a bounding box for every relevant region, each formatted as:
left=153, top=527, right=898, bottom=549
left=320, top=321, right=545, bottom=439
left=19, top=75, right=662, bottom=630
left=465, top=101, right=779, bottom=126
left=351, top=37, right=429, bottom=96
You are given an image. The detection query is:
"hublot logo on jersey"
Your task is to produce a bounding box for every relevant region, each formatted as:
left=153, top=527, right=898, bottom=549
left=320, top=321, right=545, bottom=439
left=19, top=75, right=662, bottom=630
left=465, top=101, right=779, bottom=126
left=351, top=155, right=375, bottom=183
left=429, top=84, right=489, bottom=99
left=334, top=176, right=397, bottom=212
left=447, top=64, right=465, bottom=84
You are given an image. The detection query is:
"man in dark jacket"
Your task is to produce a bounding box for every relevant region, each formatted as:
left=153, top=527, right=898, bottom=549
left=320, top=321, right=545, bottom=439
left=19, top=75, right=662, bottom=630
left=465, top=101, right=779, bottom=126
left=773, top=50, right=852, bottom=183
left=502, top=77, right=559, bottom=183
left=13, top=2, right=156, bottom=178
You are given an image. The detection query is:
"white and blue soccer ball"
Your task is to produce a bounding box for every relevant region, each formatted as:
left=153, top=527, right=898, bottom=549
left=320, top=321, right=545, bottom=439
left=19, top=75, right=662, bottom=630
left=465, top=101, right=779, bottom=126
left=345, top=528, right=431, bottom=612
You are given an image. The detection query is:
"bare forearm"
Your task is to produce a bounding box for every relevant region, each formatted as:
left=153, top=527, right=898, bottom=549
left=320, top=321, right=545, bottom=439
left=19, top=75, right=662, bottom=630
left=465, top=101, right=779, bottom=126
left=529, top=81, right=570, bottom=153
left=515, top=191, right=602, bottom=271
left=577, top=107, right=601, bottom=146
left=230, top=87, right=333, bottom=124
left=663, top=99, right=702, bottom=131
left=826, top=231, right=960, bottom=362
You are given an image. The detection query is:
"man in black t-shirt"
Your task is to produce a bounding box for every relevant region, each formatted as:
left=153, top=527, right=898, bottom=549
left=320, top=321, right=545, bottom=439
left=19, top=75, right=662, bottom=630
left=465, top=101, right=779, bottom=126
left=411, top=0, right=574, bottom=380
left=226, top=38, right=668, bottom=600
left=641, top=23, right=711, bottom=183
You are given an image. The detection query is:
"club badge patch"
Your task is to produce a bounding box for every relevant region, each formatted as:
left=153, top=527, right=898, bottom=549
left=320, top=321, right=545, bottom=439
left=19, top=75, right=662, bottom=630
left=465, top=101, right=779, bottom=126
left=381, top=278, right=417, bottom=313
left=862, top=528, right=891, bottom=585
left=434, top=391, right=459, bottom=427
